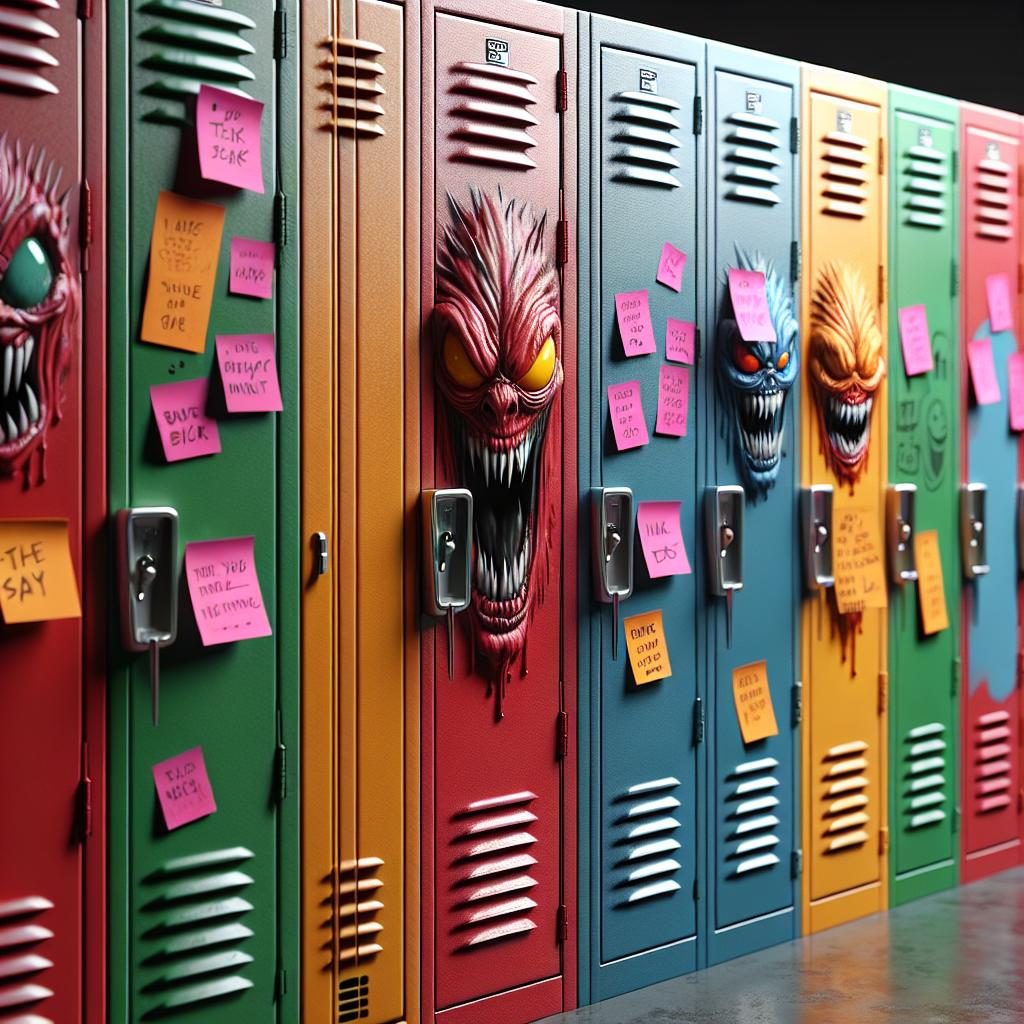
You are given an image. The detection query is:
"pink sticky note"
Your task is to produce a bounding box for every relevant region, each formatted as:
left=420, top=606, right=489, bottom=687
left=656, top=243, right=686, bottom=292
left=898, top=304, right=934, bottom=376
left=216, top=333, right=283, bottom=413
left=636, top=500, right=691, bottom=579
left=1008, top=353, right=1024, bottom=430
left=150, top=378, right=221, bottom=463
left=656, top=364, right=689, bottom=437
left=196, top=84, right=265, bottom=193
left=229, top=236, right=275, bottom=299
left=727, top=268, right=777, bottom=343
left=986, top=272, right=1014, bottom=334
left=185, top=536, right=272, bottom=646
left=608, top=381, right=649, bottom=451
left=615, top=290, right=657, bottom=357
left=665, top=318, right=695, bottom=364
left=967, top=337, right=1001, bottom=406
left=152, top=746, right=217, bottom=831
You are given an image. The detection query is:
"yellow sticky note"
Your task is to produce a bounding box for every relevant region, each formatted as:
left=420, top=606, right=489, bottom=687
left=732, top=660, right=778, bottom=744
left=914, top=529, right=949, bottom=635
left=141, top=190, right=226, bottom=353
left=0, top=519, right=81, bottom=623
left=833, top=505, right=887, bottom=614
left=624, top=609, right=672, bottom=685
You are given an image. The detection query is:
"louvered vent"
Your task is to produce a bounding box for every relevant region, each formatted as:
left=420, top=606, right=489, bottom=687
left=451, top=791, right=540, bottom=948
left=902, top=722, right=948, bottom=828
left=0, top=1, right=59, bottom=96
left=974, top=709, right=1012, bottom=813
left=821, top=129, right=870, bottom=219
left=137, top=0, right=255, bottom=126
left=725, top=757, right=781, bottom=875
left=141, top=846, right=255, bottom=1018
left=821, top=740, right=870, bottom=852
left=610, top=90, right=681, bottom=189
left=973, top=153, right=1013, bottom=240
left=339, top=856, right=384, bottom=965
left=330, top=37, right=385, bottom=137
left=613, top=776, right=683, bottom=905
left=723, top=111, right=781, bottom=205
left=448, top=61, right=538, bottom=170
left=0, top=895, right=55, bottom=1018
left=338, top=974, right=369, bottom=1022
left=903, top=143, right=948, bottom=229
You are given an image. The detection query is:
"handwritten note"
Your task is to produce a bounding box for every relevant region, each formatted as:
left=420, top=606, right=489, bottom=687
left=986, top=272, right=1014, bottom=334
left=615, top=290, right=657, bottom=357
left=185, top=536, right=272, bottom=647
left=150, top=378, right=221, bottom=462
left=636, top=500, right=691, bottom=579
left=732, top=660, right=778, bottom=744
left=727, top=268, right=777, bottom=343
left=624, top=609, right=672, bottom=685
left=898, top=304, right=934, bottom=376
left=967, top=337, right=1001, bottom=405
left=1009, top=353, right=1024, bottom=431
left=196, top=84, right=265, bottom=193
left=229, top=236, right=274, bottom=299
left=216, top=334, right=283, bottom=413
left=833, top=506, right=887, bottom=614
left=666, top=318, right=695, bottom=364
left=141, top=190, right=225, bottom=353
left=656, top=242, right=686, bottom=292
left=0, top=519, right=80, bottom=623
left=152, top=747, right=217, bottom=831
left=608, top=381, right=649, bottom=451
left=656, top=364, right=689, bottom=436
left=913, top=529, right=949, bottom=636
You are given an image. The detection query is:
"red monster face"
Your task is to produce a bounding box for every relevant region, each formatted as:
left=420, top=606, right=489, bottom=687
left=0, top=136, right=78, bottom=485
left=434, top=188, right=563, bottom=683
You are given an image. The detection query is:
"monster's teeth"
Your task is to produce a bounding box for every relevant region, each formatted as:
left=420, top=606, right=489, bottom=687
left=505, top=449, right=514, bottom=487
left=5, top=411, right=17, bottom=442
left=17, top=401, right=28, bottom=435
left=13, top=344, right=23, bottom=393
left=2, top=346, right=11, bottom=397
left=24, top=337, right=33, bottom=373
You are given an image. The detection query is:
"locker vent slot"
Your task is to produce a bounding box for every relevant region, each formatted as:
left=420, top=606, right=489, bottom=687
left=0, top=895, right=55, bottom=1015
left=0, top=1, right=59, bottom=96
left=448, top=61, right=539, bottom=170
left=820, top=129, right=870, bottom=219
left=903, top=142, right=948, bottom=229
left=821, top=739, right=870, bottom=852
left=725, top=757, right=782, bottom=875
left=140, top=846, right=256, bottom=1018
left=338, top=974, right=369, bottom=1022
left=613, top=776, right=683, bottom=905
left=330, top=36, right=386, bottom=137
left=974, top=709, right=1012, bottom=813
left=973, top=155, right=1013, bottom=241
left=723, top=110, right=781, bottom=205
left=338, top=855, right=385, bottom=965
left=902, top=722, right=947, bottom=829
left=451, top=790, right=540, bottom=948
left=610, top=89, right=682, bottom=189
left=137, top=0, right=256, bottom=127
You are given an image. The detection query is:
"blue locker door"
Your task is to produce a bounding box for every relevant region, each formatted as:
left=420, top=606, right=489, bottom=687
left=704, top=46, right=801, bottom=965
left=578, top=14, right=704, bottom=1003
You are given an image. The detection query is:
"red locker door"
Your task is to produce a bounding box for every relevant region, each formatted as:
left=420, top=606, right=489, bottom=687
left=0, top=2, right=105, bottom=1022
left=421, top=1, right=577, bottom=1020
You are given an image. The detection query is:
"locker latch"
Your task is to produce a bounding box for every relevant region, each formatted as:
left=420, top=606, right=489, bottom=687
left=591, top=487, right=634, bottom=659
left=886, top=484, right=917, bottom=585
left=800, top=486, right=834, bottom=591
left=704, top=486, right=744, bottom=647
left=312, top=531, right=329, bottom=577
left=959, top=483, right=989, bottom=578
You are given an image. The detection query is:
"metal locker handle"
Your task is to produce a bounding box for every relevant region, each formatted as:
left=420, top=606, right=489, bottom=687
left=959, top=483, right=989, bottom=579
left=591, top=487, right=634, bottom=659
left=704, top=486, right=744, bottom=646
left=886, top=483, right=918, bottom=585
left=800, top=485, right=834, bottom=591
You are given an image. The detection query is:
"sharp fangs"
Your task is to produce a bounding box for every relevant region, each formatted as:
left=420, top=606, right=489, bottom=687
left=13, top=344, right=23, bottom=392
left=2, top=347, right=10, bottom=396
left=4, top=412, right=16, bottom=442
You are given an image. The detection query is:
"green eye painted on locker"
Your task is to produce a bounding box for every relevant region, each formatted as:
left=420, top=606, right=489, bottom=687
left=0, top=237, right=55, bottom=309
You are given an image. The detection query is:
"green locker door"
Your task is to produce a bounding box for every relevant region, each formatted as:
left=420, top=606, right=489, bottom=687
left=887, top=87, right=960, bottom=905
left=108, top=3, right=299, bottom=1021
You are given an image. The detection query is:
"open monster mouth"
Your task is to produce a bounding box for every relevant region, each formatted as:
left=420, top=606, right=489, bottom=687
left=822, top=389, right=873, bottom=467
left=0, top=330, right=45, bottom=457
left=736, top=388, right=786, bottom=472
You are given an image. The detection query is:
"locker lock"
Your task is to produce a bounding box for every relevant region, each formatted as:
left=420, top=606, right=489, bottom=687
left=591, top=487, right=634, bottom=660
left=959, top=483, right=989, bottom=579
left=886, top=484, right=917, bottom=585
left=800, top=485, right=834, bottom=591
left=704, top=486, right=744, bottom=646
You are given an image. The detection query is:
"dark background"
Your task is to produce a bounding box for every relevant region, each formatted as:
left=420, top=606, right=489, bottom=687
left=559, top=0, right=1023, bottom=112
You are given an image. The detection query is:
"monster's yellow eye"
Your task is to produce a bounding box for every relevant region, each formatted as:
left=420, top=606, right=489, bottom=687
left=442, top=331, right=484, bottom=388
left=776, top=351, right=790, bottom=370
left=517, top=336, right=556, bottom=392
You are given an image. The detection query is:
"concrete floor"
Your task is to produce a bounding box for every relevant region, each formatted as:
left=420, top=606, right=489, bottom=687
left=540, top=867, right=1024, bottom=1024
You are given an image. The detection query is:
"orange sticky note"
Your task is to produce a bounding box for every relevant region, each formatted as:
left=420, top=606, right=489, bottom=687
left=624, top=609, right=672, bottom=685
left=0, top=519, right=81, bottom=623
left=141, top=190, right=226, bottom=353
left=833, top=506, right=887, bottom=614
left=914, top=529, right=949, bottom=636
left=732, top=660, right=778, bottom=744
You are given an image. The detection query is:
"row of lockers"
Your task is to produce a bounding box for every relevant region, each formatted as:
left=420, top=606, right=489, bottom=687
left=0, top=1, right=1021, bottom=1023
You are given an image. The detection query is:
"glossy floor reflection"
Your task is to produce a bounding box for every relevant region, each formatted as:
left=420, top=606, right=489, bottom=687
left=541, top=867, right=1024, bottom=1023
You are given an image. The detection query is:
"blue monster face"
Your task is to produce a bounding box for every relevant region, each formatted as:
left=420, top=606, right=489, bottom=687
left=716, top=251, right=799, bottom=496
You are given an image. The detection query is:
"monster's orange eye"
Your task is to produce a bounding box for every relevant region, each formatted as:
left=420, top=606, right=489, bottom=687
left=517, top=336, right=556, bottom=392
left=442, top=331, right=484, bottom=388
left=733, top=342, right=761, bottom=374
left=776, top=351, right=790, bottom=370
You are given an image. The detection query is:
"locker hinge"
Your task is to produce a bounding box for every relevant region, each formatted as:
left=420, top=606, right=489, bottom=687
left=878, top=137, right=885, bottom=176
left=694, top=327, right=702, bottom=363
left=791, top=680, right=803, bottom=727
left=791, top=848, right=802, bottom=879
left=790, top=240, right=801, bottom=284
left=79, top=179, right=93, bottom=271
left=951, top=258, right=959, bottom=298
left=1018, top=262, right=1024, bottom=297
left=877, top=264, right=886, bottom=308
left=951, top=148, right=958, bottom=184
left=952, top=656, right=961, bottom=697
left=556, top=709, right=569, bottom=760
left=274, top=191, right=288, bottom=254
left=556, top=218, right=569, bottom=268
left=789, top=116, right=799, bottom=154
left=693, top=95, right=703, bottom=135
left=275, top=710, right=287, bottom=803
left=273, top=10, right=288, bottom=60
left=693, top=696, right=705, bottom=745
left=878, top=826, right=889, bottom=856
left=1018, top=788, right=1024, bottom=815
left=76, top=742, right=93, bottom=842
left=78, top=0, right=93, bottom=19
left=692, top=876, right=699, bottom=901
left=557, top=904, right=569, bottom=943
left=556, top=69, right=568, bottom=113
left=275, top=965, right=288, bottom=1000
left=953, top=805, right=961, bottom=833
left=877, top=671, right=888, bottom=714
